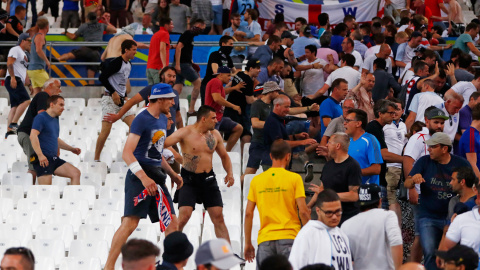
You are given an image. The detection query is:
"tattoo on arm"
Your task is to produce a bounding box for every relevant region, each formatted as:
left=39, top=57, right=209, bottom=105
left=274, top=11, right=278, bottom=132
left=205, top=132, right=216, bottom=150
left=349, top=186, right=360, bottom=192
left=183, top=153, right=200, bottom=172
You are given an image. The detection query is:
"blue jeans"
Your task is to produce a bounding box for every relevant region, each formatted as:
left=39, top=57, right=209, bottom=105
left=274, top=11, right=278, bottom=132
left=418, top=217, right=447, bottom=270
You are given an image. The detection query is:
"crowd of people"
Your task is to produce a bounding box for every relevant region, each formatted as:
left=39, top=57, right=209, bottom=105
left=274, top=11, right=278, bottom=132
left=4, top=0, right=480, bottom=269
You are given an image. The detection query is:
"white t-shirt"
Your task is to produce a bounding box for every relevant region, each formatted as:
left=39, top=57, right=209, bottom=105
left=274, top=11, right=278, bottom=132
left=408, top=92, right=444, bottom=122
left=7, top=45, right=28, bottom=83
left=446, top=207, right=480, bottom=260
left=364, top=45, right=394, bottom=60
left=300, top=58, right=328, bottom=96
left=383, top=121, right=407, bottom=168
left=391, top=0, right=406, bottom=9
left=338, top=50, right=363, bottom=68
left=342, top=209, right=403, bottom=270
left=135, top=27, right=153, bottom=35
left=451, top=81, right=477, bottom=107
left=404, top=126, right=432, bottom=195
left=435, top=102, right=459, bottom=142
left=326, top=66, right=361, bottom=90
left=362, top=54, right=393, bottom=74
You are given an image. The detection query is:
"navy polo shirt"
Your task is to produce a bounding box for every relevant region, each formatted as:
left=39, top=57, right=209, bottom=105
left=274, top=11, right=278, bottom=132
left=262, top=112, right=289, bottom=166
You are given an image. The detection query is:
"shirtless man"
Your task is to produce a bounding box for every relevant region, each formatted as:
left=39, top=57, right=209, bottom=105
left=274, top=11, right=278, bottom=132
left=165, top=105, right=233, bottom=242
left=100, top=24, right=149, bottom=62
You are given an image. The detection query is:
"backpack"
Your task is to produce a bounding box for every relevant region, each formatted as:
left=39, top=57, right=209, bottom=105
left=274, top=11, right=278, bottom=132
left=397, top=75, right=419, bottom=105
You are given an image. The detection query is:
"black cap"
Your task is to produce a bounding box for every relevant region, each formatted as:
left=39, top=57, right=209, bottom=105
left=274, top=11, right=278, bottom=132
left=414, top=46, right=426, bottom=53
left=302, top=25, right=312, bottom=36
left=246, top=59, right=261, bottom=70
left=357, top=184, right=381, bottom=206
left=281, top=30, right=297, bottom=40
left=253, top=84, right=264, bottom=97
left=162, top=231, right=194, bottom=263
left=436, top=245, right=479, bottom=269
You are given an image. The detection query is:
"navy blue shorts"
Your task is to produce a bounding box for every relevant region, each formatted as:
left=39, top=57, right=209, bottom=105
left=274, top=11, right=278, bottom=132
left=5, top=76, right=30, bottom=107
left=175, top=63, right=200, bottom=84
left=173, top=168, right=223, bottom=210
left=246, top=142, right=266, bottom=169
left=124, top=164, right=175, bottom=222
left=215, top=117, right=238, bottom=133
left=32, top=155, right=66, bottom=177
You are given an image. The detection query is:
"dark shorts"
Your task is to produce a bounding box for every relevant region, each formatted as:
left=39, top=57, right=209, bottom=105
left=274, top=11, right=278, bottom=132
left=71, top=47, right=101, bottom=72
left=175, top=63, right=200, bottom=85
left=173, top=168, right=223, bottom=209
left=246, top=142, right=266, bottom=169
left=32, top=155, right=66, bottom=177
left=223, top=108, right=252, bottom=138
left=42, top=0, right=60, bottom=17
left=215, top=117, right=238, bottom=133
left=5, top=77, right=30, bottom=107
left=124, top=164, right=175, bottom=222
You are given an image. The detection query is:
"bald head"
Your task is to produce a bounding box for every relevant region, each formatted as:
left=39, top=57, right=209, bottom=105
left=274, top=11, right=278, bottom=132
left=379, top=44, right=392, bottom=59
left=398, top=262, right=426, bottom=270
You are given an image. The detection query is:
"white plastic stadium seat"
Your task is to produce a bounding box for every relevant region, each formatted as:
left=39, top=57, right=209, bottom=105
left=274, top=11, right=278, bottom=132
left=98, top=186, right=124, bottom=200
left=78, top=162, right=108, bottom=180
left=105, top=173, right=126, bottom=186
left=128, top=224, right=158, bottom=244
left=0, top=185, right=24, bottom=207
left=63, top=186, right=96, bottom=208
left=0, top=223, right=33, bottom=246
left=59, top=257, right=102, bottom=270
left=85, top=210, right=121, bottom=231
left=0, top=198, right=13, bottom=222
left=93, top=198, right=124, bottom=212
left=77, top=224, right=115, bottom=248
left=35, top=257, right=56, bottom=270
left=0, top=239, right=21, bottom=259
left=36, top=224, right=75, bottom=252
left=87, top=98, right=102, bottom=108
left=54, top=199, right=90, bottom=222
left=68, top=240, right=109, bottom=268
left=45, top=209, right=83, bottom=235
left=16, top=198, right=52, bottom=221
left=26, top=185, right=60, bottom=203
left=60, top=151, right=81, bottom=167
left=5, top=209, right=42, bottom=235
left=110, top=162, right=128, bottom=174
left=0, top=151, right=18, bottom=171
left=2, top=172, right=33, bottom=191
left=79, top=173, right=103, bottom=195
left=64, top=98, right=86, bottom=113
left=11, top=161, right=28, bottom=173
left=28, top=239, right=65, bottom=267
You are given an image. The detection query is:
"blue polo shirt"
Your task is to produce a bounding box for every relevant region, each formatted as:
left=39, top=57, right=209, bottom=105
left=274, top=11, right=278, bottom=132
left=262, top=112, right=289, bottom=166
left=31, top=112, right=59, bottom=157
left=348, top=132, right=383, bottom=185
left=319, top=97, right=342, bottom=139
left=459, top=126, right=480, bottom=170
left=409, top=155, right=471, bottom=220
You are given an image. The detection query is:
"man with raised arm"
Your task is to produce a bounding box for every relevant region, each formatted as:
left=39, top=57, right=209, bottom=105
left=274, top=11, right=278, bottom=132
left=165, top=105, right=234, bottom=242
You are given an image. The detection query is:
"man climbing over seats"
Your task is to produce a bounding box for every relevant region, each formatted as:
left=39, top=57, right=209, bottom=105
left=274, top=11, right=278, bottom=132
left=94, top=39, right=137, bottom=162
left=164, top=105, right=234, bottom=242
left=30, top=95, right=81, bottom=185
left=104, top=83, right=183, bottom=270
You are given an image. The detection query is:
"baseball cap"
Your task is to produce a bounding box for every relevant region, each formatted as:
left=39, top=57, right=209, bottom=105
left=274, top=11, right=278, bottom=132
left=17, top=33, right=30, bottom=46
left=425, top=132, right=452, bottom=147
left=246, top=59, right=261, bottom=70
left=262, top=81, right=281, bottom=95
left=195, top=239, right=244, bottom=268
left=302, top=25, right=312, bottom=36
left=150, top=83, right=177, bottom=99
left=162, top=231, right=194, bottom=263
left=425, top=107, right=449, bottom=120
left=410, top=31, right=422, bottom=39
left=436, top=245, right=479, bottom=270
left=281, top=30, right=297, bottom=40
left=357, top=184, right=381, bottom=206
left=213, top=66, right=231, bottom=76
left=253, top=84, right=264, bottom=97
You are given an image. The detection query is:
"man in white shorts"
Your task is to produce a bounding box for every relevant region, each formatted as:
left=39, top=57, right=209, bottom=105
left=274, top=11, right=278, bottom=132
left=95, top=39, right=137, bottom=162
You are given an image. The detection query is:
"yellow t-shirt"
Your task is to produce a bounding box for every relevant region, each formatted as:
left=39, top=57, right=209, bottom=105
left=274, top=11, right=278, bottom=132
left=247, top=167, right=306, bottom=244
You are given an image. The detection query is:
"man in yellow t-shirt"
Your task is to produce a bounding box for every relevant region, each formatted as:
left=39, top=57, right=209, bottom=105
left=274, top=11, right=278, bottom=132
left=244, top=139, right=310, bottom=268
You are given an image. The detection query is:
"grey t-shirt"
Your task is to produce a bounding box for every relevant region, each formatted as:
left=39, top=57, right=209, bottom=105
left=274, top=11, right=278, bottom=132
left=75, top=22, right=107, bottom=42
left=251, top=99, right=272, bottom=143
left=455, top=69, right=474, bottom=82
left=170, top=4, right=192, bottom=34
left=323, top=116, right=345, bottom=137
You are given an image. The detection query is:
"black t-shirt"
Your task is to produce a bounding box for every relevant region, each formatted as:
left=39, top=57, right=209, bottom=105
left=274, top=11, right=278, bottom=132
left=274, top=46, right=286, bottom=61
left=225, top=71, right=253, bottom=112
left=5, top=16, right=23, bottom=41
left=176, top=30, right=195, bottom=63
left=18, top=92, right=50, bottom=135
left=320, top=156, right=362, bottom=220
left=365, top=120, right=388, bottom=187
left=202, top=49, right=234, bottom=86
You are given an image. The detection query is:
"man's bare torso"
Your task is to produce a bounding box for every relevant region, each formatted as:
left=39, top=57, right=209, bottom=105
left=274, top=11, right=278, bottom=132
left=179, top=125, right=220, bottom=174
